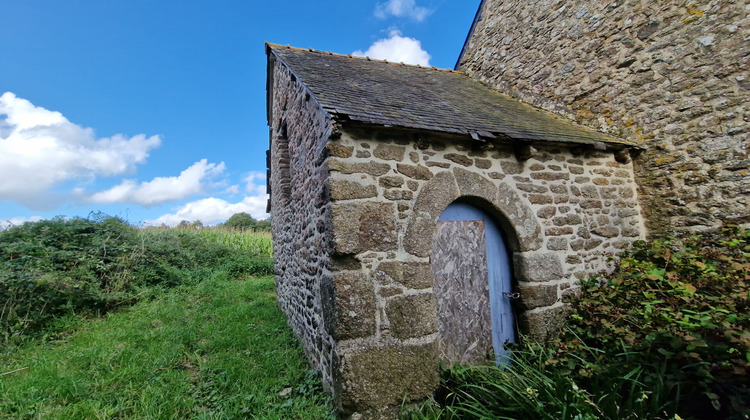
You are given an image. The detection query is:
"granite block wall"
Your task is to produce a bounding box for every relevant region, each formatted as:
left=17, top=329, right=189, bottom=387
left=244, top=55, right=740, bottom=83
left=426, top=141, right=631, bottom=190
left=325, top=127, right=645, bottom=415
left=458, top=0, right=749, bottom=236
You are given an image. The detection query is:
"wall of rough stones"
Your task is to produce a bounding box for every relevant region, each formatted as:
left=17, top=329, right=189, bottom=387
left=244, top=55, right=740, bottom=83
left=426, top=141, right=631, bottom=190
left=268, top=59, right=337, bottom=390
left=458, top=0, right=749, bottom=237
left=325, top=127, right=645, bottom=414
left=270, top=49, right=647, bottom=416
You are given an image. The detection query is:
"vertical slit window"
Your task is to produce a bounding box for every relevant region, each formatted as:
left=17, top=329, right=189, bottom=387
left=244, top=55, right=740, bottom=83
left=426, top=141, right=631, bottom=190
left=276, top=120, right=292, bottom=203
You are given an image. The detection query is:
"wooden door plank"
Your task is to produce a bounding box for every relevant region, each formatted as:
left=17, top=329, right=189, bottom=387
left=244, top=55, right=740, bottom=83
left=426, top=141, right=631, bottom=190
left=432, top=220, right=493, bottom=365
left=434, top=201, right=516, bottom=363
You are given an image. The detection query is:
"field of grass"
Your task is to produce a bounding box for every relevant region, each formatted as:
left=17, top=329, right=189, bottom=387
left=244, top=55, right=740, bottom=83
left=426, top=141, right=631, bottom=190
left=0, top=275, right=334, bottom=419
left=0, top=218, right=334, bottom=419
left=0, top=218, right=274, bottom=344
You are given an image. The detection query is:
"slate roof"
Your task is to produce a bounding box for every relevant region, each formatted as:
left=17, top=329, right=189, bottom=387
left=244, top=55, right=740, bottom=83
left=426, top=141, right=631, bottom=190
left=267, top=43, right=635, bottom=147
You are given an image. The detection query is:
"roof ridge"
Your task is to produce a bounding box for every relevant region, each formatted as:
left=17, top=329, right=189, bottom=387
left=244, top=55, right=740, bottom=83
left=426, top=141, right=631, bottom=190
left=265, top=42, right=462, bottom=74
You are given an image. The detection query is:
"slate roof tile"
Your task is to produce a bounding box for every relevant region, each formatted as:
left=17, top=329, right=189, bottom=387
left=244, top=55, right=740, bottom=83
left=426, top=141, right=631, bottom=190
left=267, top=43, right=636, bottom=147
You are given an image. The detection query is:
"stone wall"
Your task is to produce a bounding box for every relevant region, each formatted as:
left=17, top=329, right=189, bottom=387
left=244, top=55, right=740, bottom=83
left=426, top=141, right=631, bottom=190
left=270, top=47, right=647, bottom=417
left=458, top=0, right=749, bottom=237
left=325, top=127, right=645, bottom=415
left=268, top=59, right=337, bottom=390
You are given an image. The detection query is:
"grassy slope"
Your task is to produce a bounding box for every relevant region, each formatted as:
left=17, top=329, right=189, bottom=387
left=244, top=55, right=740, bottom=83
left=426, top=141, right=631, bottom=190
left=0, top=274, right=334, bottom=419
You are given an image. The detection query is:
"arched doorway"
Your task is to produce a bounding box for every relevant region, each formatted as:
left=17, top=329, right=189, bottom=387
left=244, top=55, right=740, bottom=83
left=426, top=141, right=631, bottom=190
left=431, top=201, right=516, bottom=364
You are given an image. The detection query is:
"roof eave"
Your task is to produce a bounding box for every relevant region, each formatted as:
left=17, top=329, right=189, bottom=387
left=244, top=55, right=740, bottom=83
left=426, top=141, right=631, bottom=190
left=266, top=43, right=336, bottom=124
left=331, top=115, right=642, bottom=151
left=331, top=112, right=637, bottom=146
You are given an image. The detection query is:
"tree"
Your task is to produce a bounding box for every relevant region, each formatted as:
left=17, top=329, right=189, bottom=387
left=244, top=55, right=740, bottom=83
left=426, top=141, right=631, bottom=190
left=176, top=220, right=203, bottom=230
left=224, top=212, right=257, bottom=230
left=223, top=213, right=271, bottom=231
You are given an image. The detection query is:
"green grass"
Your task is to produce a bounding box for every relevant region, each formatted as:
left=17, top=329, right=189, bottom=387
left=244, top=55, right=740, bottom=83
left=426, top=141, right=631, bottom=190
left=0, top=218, right=330, bottom=418
left=0, top=275, right=334, bottom=419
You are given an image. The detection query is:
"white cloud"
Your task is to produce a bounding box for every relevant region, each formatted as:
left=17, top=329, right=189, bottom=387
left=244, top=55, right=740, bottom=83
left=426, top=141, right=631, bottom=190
left=375, top=0, right=432, bottom=21
left=243, top=171, right=267, bottom=195
left=0, top=92, right=161, bottom=209
left=224, top=185, right=240, bottom=195
left=145, top=173, right=269, bottom=226
left=88, top=159, right=226, bottom=206
left=0, top=215, right=44, bottom=230
left=145, top=195, right=269, bottom=227
left=353, top=30, right=431, bottom=66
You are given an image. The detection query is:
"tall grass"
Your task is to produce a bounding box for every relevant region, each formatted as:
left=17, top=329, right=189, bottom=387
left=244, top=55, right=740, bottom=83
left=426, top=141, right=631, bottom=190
left=0, top=275, right=334, bottom=419
left=0, top=218, right=334, bottom=418
left=410, top=340, right=680, bottom=420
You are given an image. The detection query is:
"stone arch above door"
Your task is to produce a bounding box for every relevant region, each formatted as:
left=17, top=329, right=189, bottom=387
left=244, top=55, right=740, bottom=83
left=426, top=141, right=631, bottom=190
left=404, top=167, right=543, bottom=258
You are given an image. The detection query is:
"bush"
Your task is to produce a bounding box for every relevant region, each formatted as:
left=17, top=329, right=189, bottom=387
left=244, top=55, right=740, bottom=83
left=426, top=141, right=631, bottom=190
left=557, top=228, right=749, bottom=419
left=223, top=212, right=271, bottom=232
left=0, top=217, right=274, bottom=345
left=0, top=217, right=141, bottom=342
left=422, top=228, right=748, bottom=420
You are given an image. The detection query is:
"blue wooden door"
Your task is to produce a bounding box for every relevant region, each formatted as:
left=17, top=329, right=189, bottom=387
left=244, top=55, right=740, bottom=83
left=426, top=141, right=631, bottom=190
left=432, top=202, right=516, bottom=363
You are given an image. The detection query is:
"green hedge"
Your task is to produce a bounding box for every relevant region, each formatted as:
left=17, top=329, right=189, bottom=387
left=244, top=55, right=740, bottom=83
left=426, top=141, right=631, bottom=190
left=0, top=217, right=273, bottom=345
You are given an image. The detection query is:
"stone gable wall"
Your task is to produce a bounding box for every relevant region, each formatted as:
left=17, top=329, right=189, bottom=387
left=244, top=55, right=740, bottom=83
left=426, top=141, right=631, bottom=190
left=268, top=60, right=337, bottom=390
left=458, top=0, right=749, bottom=237
left=325, top=128, right=645, bottom=414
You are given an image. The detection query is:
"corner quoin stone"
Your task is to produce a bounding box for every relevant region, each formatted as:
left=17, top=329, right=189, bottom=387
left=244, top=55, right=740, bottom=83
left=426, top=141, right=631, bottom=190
left=328, top=143, right=354, bottom=158
left=329, top=180, right=377, bottom=200
left=335, top=341, right=439, bottom=413
left=329, top=159, right=391, bottom=176
left=331, top=201, right=398, bottom=254
left=330, top=271, right=376, bottom=340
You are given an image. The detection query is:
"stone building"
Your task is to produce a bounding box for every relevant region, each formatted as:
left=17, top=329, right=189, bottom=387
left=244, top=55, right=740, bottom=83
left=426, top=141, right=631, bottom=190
left=457, top=0, right=749, bottom=236
left=265, top=41, right=645, bottom=417
left=265, top=1, right=747, bottom=417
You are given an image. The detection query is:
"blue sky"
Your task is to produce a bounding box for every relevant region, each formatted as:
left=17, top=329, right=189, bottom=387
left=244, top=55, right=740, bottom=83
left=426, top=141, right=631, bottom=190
left=0, top=0, right=480, bottom=227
